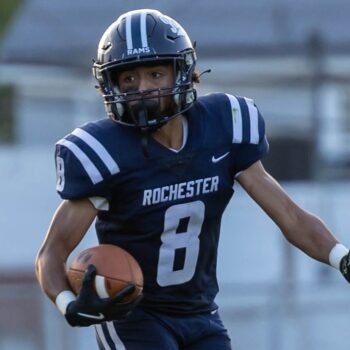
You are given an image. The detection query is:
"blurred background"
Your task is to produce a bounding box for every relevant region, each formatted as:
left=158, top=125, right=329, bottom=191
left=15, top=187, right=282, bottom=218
left=1, top=0, right=350, bottom=349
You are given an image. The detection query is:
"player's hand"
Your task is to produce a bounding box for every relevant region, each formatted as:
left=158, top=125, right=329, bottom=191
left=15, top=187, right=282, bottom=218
left=65, top=264, right=142, bottom=327
left=340, top=252, right=350, bottom=283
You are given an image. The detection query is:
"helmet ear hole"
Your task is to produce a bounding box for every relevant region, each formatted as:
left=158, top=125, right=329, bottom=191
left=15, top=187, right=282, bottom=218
left=116, top=103, right=124, bottom=116
left=186, top=92, right=195, bottom=104
left=106, top=101, right=124, bottom=121
left=173, top=93, right=180, bottom=106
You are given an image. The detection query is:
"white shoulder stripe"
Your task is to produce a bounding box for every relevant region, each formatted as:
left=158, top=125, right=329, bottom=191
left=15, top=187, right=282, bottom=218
left=225, top=94, right=243, bottom=143
left=57, top=139, right=103, bottom=184
left=72, top=128, right=120, bottom=175
left=244, top=97, right=260, bottom=144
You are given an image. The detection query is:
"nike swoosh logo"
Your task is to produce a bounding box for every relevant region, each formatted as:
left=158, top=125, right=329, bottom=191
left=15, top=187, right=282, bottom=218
left=77, top=312, right=105, bottom=320
left=212, top=152, right=230, bottom=163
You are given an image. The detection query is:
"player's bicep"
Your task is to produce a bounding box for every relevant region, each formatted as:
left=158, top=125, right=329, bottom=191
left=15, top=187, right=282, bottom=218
left=41, top=199, right=98, bottom=260
left=236, top=161, right=301, bottom=231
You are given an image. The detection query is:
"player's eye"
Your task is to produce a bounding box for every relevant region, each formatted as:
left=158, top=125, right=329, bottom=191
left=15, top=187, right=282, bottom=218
left=151, top=71, right=163, bottom=79
left=123, top=75, right=136, bottom=84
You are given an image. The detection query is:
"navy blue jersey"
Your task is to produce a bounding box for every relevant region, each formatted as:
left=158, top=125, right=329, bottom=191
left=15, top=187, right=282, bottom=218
left=55, top=93, right=268, bottom=314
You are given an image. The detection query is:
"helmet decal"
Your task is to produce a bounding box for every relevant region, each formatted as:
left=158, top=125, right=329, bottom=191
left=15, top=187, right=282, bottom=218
left=125, top=12, right=151, bottom=55
left=159, top=15, right=186, bottom=36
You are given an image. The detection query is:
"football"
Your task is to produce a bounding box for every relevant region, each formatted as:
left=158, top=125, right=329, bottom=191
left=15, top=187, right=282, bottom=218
left=67, top=244, right=143, bottom=302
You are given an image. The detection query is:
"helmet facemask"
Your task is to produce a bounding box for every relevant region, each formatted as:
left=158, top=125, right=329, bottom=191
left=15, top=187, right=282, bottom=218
left=94, top=51, right=196, bottom=131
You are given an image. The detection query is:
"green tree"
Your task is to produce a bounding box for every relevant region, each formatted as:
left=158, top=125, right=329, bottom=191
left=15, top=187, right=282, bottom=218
left=0, top=0, right=22, bottom=37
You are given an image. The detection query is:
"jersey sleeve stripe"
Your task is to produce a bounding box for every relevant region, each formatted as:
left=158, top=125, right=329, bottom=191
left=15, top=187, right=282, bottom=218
left=258, top=111, right=265, bottom=138
left=236, top=97, right=251, bottom=144
left=225, top=94, right=243, bottom=143
left=57, top=139, right=103, bottom=184
left=72, top=128, right=120, bottom=175
left=244, top=97, right=260, bottom=144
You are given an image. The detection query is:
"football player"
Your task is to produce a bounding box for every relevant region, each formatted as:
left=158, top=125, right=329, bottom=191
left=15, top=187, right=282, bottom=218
left=35, top=9, right=350, bottom=350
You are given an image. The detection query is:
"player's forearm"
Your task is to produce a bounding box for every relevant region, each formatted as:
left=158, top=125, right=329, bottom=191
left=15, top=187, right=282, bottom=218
left=35, top=249, right=71, bottom=303
left=35, top=199, right=98, bottom=302
left=281, top=209, right=338, bottom=264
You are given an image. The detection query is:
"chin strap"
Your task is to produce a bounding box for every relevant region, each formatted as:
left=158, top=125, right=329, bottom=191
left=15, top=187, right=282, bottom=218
left=141, top=129, right=150, bottom=158
left=134, top=103, right=174, bottom=158
left=137, top=110, right=150, bottom=158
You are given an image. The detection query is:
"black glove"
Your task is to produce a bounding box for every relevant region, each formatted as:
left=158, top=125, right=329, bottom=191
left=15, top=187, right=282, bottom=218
left=65, top=264, right=143, bottom=327
left=340, top=252, right=350, bottom=283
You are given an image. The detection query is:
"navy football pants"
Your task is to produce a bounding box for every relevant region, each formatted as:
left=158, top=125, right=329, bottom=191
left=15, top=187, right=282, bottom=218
left=95, top=308, right=232, bottom=350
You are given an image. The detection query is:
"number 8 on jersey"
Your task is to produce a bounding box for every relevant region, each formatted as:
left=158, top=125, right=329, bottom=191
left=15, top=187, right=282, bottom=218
left=157, top=201, right=205, bottom=287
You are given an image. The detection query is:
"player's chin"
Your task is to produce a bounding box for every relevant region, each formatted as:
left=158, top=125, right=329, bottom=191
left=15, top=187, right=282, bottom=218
left=129, top=96, right=174, bottom=113
left=128, top=98, right=159, bottom=115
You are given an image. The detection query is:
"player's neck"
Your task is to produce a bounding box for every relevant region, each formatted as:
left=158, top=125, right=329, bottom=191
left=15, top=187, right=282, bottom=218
left=151, top=115, right=184, bottom=150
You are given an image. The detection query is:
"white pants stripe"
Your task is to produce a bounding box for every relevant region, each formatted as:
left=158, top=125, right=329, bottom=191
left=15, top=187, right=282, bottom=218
left=95, top=324, right=112, bottom=350
left=95, top=322, right=126, bottom=350
left=107, top=322, right=126, bottom=350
